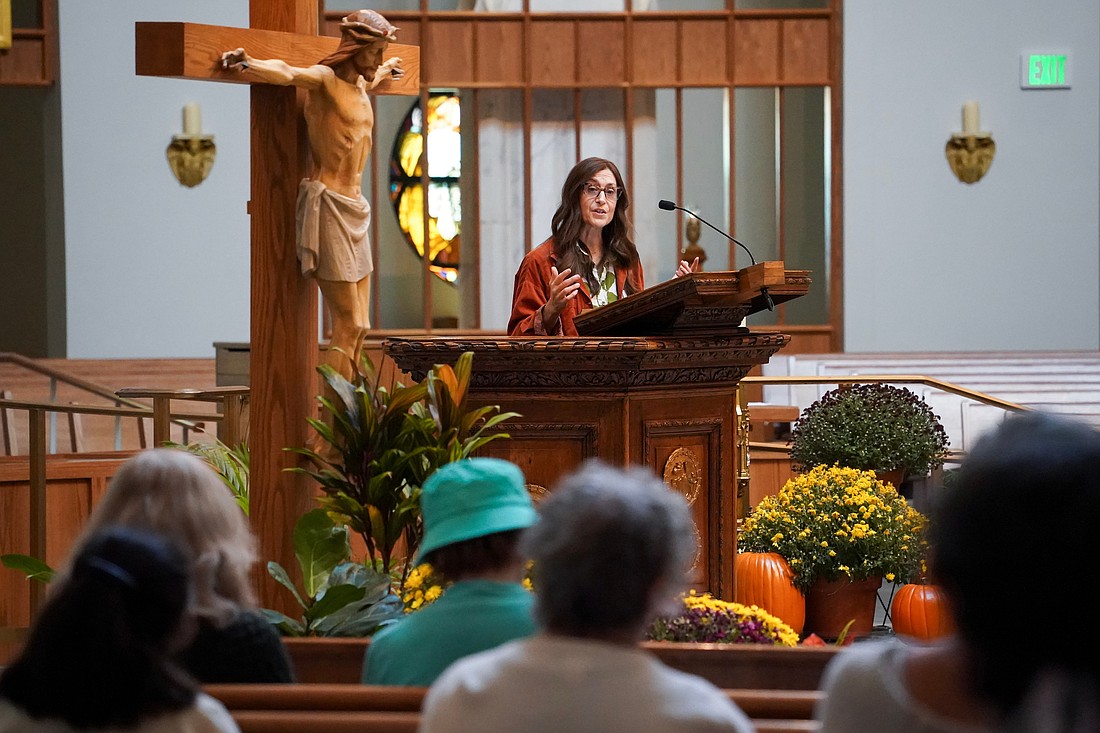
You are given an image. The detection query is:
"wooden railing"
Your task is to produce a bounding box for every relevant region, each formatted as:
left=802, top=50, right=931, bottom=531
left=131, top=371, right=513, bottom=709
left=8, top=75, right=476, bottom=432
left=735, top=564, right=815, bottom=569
left=203, top=682, right=823, bottom=733
left=115, top=387, right=250, bottom=451
left=0, top=387, right=248, bottom=640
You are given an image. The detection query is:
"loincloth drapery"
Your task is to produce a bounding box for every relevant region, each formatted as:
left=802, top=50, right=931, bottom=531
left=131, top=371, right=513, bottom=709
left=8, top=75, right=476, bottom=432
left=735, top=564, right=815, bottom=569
left=295, top=179, right=374, bottom=282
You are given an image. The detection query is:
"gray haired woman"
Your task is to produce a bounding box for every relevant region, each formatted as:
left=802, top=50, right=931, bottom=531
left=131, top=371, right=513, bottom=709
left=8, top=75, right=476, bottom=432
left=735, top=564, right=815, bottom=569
left=421, top=459, right=755, bottom=733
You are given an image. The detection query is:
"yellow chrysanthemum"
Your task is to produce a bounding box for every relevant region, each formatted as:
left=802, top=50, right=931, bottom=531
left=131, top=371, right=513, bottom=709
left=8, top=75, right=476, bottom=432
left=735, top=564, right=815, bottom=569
left=737, top=464, right=928, bottom=591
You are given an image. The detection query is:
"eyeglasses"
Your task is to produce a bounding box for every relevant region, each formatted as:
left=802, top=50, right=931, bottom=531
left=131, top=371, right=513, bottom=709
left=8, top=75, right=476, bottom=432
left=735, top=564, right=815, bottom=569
left=582, top=183, right=622, bottom=202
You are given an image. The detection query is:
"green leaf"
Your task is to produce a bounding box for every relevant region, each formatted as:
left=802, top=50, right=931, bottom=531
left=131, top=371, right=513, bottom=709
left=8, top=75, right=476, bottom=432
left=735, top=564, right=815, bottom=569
left=314, top=592, right=404, bottom=636
left=266, top=561, right=308, bottom=610
left=834, top=618, right=856, bottom=646
left=259, top=608, right=307, bottom=637
left=163, top=439, right=251, bottom=516
left=291, top=509, right=352, bottom=599
left=306, top=583, right=366, bottom=624
left=325, top=561, right=365, bottom=588
left=1, top=554, right=55, bottom=583
left=291, top=350, right=517, bottom=579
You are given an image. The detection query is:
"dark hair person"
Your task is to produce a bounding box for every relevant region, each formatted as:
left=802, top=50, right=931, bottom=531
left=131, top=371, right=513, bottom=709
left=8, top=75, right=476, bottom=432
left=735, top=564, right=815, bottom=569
left=67, top=448, right=293, bottom=683
left=508, top=157, right=645, bottom=336
left=933, top=412, right=1100, bottom=732
left=816, top=412, right=1100, bottom=733
left=363, top=457, right=539, bottom=686
left=0, top=526, right=239, bottom=732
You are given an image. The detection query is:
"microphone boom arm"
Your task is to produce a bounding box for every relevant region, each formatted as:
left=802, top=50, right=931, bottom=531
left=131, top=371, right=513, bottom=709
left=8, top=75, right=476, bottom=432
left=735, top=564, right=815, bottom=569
left=658, top=199, right=775, bottom=311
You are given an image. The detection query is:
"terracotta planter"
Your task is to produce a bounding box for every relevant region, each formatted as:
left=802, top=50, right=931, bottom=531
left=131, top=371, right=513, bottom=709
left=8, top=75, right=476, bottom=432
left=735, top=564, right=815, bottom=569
left=284, top=636, right=370, bottom=683
left=803, top=575, right=881, bottom=641
left=874, top=468, right=906, bottom=490
left=282, top=636, right=836, bottom=690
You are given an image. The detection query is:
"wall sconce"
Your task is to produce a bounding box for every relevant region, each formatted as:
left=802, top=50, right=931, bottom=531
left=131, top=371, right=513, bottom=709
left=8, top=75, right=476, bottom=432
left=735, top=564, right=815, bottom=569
left=166, top=103, right=216, bottom=188
left=945, top=100, right=995, bottom=184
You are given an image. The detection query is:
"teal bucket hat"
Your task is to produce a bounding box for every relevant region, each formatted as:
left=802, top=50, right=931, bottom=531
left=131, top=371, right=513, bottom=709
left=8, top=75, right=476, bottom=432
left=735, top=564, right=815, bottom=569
left=416, top=457, right=538, bottom=563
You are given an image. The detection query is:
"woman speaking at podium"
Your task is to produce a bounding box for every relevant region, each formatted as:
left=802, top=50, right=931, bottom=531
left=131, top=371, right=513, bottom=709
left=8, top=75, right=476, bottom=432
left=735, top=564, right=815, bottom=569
left=508, top=157, right=697, bottom=336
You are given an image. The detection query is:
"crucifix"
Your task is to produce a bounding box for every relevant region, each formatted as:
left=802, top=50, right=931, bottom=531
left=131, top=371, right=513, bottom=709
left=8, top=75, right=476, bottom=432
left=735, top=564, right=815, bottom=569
left=134, top=0, right=420, bottom=613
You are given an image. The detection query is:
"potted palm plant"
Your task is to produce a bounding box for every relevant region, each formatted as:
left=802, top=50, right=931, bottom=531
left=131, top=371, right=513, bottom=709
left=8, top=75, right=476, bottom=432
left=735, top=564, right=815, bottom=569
left=273, top=351, right=518, bottom=677
left=290, top=350, right=517, bottom=583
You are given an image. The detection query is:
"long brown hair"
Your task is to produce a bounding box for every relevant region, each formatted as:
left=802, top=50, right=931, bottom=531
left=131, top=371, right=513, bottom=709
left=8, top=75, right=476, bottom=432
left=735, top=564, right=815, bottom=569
left=550, top=157, right=642, bottom=295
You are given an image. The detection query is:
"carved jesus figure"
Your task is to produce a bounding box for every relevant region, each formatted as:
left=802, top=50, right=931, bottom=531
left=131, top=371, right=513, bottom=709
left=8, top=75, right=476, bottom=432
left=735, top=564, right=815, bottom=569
left=220, top=10, right=404, bottom=383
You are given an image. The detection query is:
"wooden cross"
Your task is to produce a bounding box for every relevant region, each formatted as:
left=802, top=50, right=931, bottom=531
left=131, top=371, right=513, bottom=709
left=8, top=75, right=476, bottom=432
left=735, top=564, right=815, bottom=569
left=134, top=0, right=419, bottom=613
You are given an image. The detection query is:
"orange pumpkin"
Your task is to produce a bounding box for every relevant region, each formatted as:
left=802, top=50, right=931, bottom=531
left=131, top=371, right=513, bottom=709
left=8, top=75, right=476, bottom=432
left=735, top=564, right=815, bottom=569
left=733, top=551, right=805, bottom=635
left=890, top=583, right=955, bottom=640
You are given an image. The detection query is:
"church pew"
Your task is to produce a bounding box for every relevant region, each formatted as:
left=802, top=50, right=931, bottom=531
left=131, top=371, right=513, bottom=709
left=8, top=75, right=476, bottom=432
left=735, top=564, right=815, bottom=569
left=282, top=637, right=839, bottom=689
left=727, top=689, right=822, bottom=719
left=228, top=710, right=817, bottom=733
left=204, top=683, right=823, bottom=731
left=642, top=641, right=838, bottom=690
left=204, top=684, right=424, bottom=712
left=229, top=710, right=420, bottom=733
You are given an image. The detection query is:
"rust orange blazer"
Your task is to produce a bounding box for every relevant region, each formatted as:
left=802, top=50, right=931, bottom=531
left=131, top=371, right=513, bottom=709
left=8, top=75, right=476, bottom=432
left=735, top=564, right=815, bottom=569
left=508, top=238, right=645, bottom=336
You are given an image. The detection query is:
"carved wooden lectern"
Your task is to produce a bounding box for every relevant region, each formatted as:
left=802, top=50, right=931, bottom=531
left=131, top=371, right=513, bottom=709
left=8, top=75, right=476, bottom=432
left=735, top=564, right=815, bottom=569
left=384, top=263, right=809, bottom=599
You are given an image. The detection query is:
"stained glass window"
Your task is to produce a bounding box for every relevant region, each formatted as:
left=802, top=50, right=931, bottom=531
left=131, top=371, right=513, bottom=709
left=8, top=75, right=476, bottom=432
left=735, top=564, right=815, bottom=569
left=389, top=92, right=462, bottom=284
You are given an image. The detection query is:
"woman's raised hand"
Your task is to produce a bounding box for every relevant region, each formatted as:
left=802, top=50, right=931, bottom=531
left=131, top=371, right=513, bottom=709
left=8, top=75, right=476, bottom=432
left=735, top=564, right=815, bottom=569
left=543, top=266, right=583, bottom=326
left=674, top=257, right=700, bottom=278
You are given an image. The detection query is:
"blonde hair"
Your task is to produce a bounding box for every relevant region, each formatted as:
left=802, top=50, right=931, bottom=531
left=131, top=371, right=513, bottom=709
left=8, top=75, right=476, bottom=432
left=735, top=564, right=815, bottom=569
left=70, top=448, right=258, bottom=626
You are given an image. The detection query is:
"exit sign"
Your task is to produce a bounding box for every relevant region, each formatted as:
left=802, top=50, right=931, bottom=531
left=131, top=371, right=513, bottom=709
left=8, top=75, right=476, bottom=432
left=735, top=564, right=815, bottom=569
left=1021, top=52, right=1071, bottom=89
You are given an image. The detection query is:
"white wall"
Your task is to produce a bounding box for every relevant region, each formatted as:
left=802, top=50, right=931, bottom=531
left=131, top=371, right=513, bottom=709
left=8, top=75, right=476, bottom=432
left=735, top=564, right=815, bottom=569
left=53, top=0, right=1100, bottom=357
left=60, top=0, right=251, bottom=358
left=843, top=0, right=1100, bottom=351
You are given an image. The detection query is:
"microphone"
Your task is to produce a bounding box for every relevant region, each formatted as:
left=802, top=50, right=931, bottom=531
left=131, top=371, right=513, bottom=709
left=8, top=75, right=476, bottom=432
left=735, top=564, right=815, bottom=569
left=658, top=199, right=774, bottom=311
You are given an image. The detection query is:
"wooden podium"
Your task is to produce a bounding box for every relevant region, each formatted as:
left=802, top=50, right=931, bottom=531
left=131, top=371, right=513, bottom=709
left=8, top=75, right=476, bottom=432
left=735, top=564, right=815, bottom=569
left=384, top=263, right=809, bottom=598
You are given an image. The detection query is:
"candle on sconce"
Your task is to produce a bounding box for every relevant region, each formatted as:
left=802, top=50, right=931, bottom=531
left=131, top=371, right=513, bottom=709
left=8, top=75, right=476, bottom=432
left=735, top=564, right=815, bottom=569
left=182, top=102, right=202, bottom=136
left=962, top=100, right=980, bottom=135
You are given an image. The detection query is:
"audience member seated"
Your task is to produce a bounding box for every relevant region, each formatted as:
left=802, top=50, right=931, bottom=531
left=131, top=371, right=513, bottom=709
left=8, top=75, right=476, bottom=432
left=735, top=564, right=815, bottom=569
left=363, top=457, right=539, bottom=686
left=0, top=526, right=240, bottom=732
left=67, top=448, right=294, bottom=683
left=420, top=459, right=756, bottom=733
left=815, top=412, right=1100, bottom=733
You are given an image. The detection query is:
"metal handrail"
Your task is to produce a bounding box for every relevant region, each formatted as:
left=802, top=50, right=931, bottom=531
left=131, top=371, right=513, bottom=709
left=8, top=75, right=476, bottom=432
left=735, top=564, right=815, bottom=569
left=0, top=353, right=150, bottom=406
left=0, top=352, right=209, bottom=450
left=732, top=374, right=1028, bottom=520
left=740, top=373, right=1030, bottom=415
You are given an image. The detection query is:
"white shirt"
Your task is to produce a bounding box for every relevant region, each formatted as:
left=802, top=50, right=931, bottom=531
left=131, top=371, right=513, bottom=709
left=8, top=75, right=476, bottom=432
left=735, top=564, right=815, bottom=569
left=0, top=693, right=239, bottom=733
left=816, top=639, right=995, bottom=733
left=421, top=633, right=755, bottom=733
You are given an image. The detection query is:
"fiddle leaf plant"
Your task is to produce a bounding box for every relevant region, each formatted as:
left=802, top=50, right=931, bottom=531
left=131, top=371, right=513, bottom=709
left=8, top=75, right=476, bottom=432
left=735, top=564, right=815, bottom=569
left=287, top=350, right=519, bottom=587
left=261, top=508, right=404, bottom=637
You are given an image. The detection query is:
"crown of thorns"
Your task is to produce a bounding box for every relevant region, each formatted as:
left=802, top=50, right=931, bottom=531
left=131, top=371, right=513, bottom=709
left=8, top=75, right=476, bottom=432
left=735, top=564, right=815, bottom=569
left=340, top=10, right=398, bottom=43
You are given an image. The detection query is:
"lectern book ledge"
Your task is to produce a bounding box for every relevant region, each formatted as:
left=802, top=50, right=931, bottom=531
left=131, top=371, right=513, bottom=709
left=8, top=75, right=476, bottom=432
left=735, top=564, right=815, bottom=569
left=573, top=262, right=811, bottom=337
